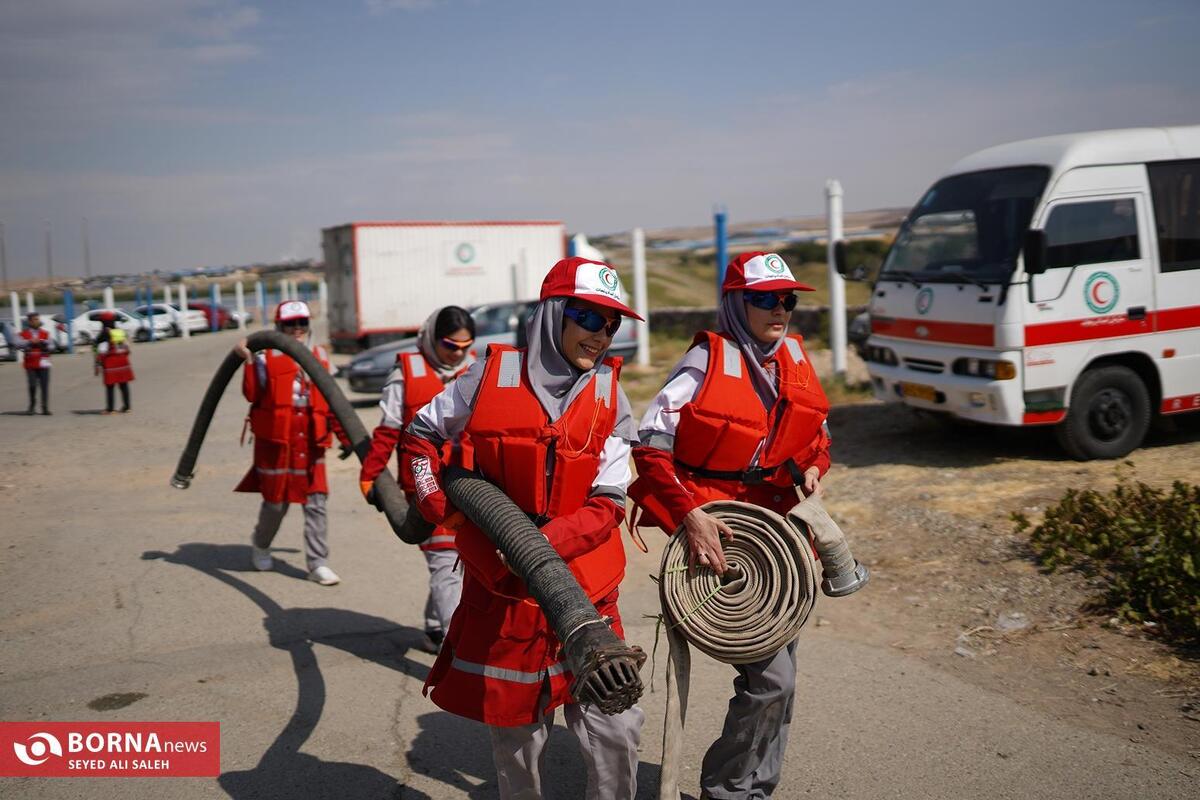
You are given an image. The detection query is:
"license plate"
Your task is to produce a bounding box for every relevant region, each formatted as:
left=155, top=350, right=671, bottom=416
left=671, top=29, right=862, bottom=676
left=901, top=382, right=939, bottom=403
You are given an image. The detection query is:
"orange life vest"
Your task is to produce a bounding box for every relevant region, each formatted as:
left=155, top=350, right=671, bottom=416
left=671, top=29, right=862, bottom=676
left=100, top=343, right=135, bottom=385
left=20, top=328, right=50, bottom=370
left=248, top=347, right=333, bottom=447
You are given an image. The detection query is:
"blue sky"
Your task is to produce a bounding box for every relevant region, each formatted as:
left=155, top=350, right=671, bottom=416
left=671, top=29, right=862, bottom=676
left=1, top=0, right=1197, bottom=278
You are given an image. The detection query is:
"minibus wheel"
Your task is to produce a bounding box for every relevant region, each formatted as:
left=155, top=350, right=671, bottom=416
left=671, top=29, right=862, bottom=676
left=1055, top=365, right=1150, bottom=460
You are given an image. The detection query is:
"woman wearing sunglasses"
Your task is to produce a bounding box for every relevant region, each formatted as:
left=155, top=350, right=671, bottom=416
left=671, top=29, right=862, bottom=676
left=232, top=301, right=351, bottom=586
left=359, top=305, right=477, bottom=653
left=629, top=251, right=830, bottom=800
left=398, top=257, right=645, bottom=800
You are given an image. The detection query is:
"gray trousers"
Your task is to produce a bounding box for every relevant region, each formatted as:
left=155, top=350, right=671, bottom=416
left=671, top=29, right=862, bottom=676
left=26, top=368, right=49, bottom=411
left=489, top=687, right=644, bottom=800
left=700, top=641, right=797, bottom=800
left=422, top=549, right=463, bottom=635
left=252, top=492, right=329, bottom=571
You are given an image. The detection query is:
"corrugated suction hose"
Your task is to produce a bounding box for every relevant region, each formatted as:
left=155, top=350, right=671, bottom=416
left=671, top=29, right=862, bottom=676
left=443, top=464, right=647, bottom=715
left=169, top=330, right=424, bottom=543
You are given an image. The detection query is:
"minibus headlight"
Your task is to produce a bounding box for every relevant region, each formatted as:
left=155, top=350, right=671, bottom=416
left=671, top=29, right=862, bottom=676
left=953, top=357, right=1016, bottom=380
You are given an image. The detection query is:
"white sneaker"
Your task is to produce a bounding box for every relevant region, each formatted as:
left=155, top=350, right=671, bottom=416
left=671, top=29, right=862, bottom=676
left=251, top=546, right=273, bottom=571
left=307, top=565, right=341, bottom=586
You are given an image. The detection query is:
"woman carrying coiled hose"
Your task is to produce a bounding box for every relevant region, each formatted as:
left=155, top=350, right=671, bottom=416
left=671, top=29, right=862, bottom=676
left=358, top=305, right=477, bottom=654
left=629, top=251, right=831, bottom=800
left=400, top=258, right=645, bottom=800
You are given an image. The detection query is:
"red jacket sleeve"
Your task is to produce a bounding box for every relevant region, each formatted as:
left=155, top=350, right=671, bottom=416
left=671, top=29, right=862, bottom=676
left=360, top=424, right=401, bottom=485
left=241, top=360, right=261, bottom=403
left=399, top=431, right=450, bottom=523
left=799, top=424, right=831, bottom=478
left=631, top=445, right=702, bottom=532
left=540, top=496, right=624, bottom=563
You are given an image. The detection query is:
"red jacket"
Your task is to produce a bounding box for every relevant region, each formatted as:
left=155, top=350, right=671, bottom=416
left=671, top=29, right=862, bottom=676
left=360, top=351, right=474, bottom=551
left=630, top=331, right=830, bottom=531
left=98, top=343, right=135, bottom=385
left=234, top=346, right=343, bottom=504
left=19, top=328, right=51, bottom=370
left=419, top=344, right=628, bottom=726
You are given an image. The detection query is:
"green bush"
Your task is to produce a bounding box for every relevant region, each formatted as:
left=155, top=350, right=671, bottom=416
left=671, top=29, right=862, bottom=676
left=1012, top=477, right=1200, bottom=643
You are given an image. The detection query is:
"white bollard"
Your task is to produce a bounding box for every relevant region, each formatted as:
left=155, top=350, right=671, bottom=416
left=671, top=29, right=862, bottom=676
left=25, top=291, right=34, bottom=313
left=214, top=283, right=223, bottom=309
left=826, top=179, right=847, bottom=378
left=102, top=286, right=115, bottom=310
left=179, top=283, right=190, bottom=339
left=235, top=282, right=246, bottom=330
left=164, top=284, right=173, bottom=308
left=10, top=292, right=21, bottom=364
left=318, top=279, right=328, bottom=320
left=632, top=228, right=650, bottom=367
left=255, top=281, right=265, bottom=327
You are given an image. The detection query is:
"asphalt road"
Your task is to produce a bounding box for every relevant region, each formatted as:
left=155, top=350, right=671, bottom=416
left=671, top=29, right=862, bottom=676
left=0, top=330, right=1195, bottom=799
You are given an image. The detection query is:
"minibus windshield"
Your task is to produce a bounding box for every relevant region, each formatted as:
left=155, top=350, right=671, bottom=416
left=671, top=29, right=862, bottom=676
left=880, top=166, right=1049, bottom=284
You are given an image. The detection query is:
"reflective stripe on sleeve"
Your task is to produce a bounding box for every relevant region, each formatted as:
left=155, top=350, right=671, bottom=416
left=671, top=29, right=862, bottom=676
left=450, top=656, right=566, bottom=684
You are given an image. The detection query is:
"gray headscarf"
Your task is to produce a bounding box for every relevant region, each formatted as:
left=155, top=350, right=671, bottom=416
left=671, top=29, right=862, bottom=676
left=416, top=307, right=477, bottom=382
left=717, top=289, right=784, bottom=409
left=523, top=296, right=636, bottom=441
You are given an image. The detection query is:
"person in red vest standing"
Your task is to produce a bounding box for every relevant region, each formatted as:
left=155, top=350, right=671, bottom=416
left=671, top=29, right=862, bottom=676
left=95, top=323, right=134, bottom=414
left=629, top=251, right=831, bottom=800
left=359, top=305, right=477, bottom=653
left=400, top=258, right=645, bottom=800
left=18, top=311, right=54, bottom=415
left=233, top=301, right=349, bottom=586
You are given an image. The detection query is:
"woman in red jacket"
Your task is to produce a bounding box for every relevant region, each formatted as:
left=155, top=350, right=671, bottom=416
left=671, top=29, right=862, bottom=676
left=359, top=305, right=477, bottom=653
left=629, top=251, right=830, bottom=800
left=95, top=323, right=134, bottom=414
left=400, top=258, right=644, bottom=800
left=233, top=301, right=349, bottom=586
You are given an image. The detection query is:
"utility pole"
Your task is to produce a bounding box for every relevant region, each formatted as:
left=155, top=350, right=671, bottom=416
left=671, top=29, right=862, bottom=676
left=0, top=222, right=8, bottom=292
left=82, top=217, right=92, bottom=279
left=44, top=220, right=53, bottom=281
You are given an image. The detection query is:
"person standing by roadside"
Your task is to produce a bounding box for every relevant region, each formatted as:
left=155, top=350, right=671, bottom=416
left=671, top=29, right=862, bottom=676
left=400, top=258, right=646, bottom=800
left=233, top=300, right=350, bottom=586
left=18, top=311, right=54, bottom=415
left=95, top=324, right=134, bottom=414
left=359, top=305, right=477, bottom=653
left=629, top=251, right=831, bottom=800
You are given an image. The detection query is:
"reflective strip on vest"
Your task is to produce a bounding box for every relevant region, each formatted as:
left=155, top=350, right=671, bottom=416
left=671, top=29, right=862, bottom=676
left=721, top=337, right=742, bottom=378
left=408, top=353, right=427, bottom=378
left=497, top=350, right=522, bottom=388
left=255, top=467, right=309, bottom=476
left=450, top=656, right=567, bottom=684
left=784, top=337, right=803, bottom=363
left=425, top=535, right=456, bottom=545
left=594, top=364, right=612, bottom=406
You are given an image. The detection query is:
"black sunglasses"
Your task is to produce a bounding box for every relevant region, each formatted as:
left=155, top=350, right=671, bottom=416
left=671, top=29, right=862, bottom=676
left=564, top=306, right=621, bottom=337
left=280, top=320, right=310, bottom=329
left=745, top=291, right=797, bottom=312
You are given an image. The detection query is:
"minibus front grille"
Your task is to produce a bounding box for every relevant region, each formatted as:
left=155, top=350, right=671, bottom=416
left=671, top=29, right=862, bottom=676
left=903, top=357, right=945, bottom=374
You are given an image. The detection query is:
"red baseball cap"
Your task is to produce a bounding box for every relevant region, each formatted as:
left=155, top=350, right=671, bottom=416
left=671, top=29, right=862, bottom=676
left=275, top=301, right=311, bottom=322
left=722, top=251, right=815, bottom=293
left=539, top=257, right=644, bottom=320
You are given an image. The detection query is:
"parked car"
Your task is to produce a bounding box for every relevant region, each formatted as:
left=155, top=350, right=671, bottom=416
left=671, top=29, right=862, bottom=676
left=186, top=302, right=233, bottom=330
left=341, top=299, right=639, bottom=395
left=848, top=311, right=870, bottom=358
left=133, top=303, right=207, bottom=336
left=0, top=321, right=18, bottom=362
left=51, top=308, right=172, bottom=347
left=228, top=308, right=253, bottom=327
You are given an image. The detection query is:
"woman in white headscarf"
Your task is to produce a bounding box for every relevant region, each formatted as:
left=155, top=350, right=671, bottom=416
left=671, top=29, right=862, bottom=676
left=399, top=257, right=645, bottom=800
left=359, top=305, right=476, bottom=653
left=629, top=251, right=831, bottom=800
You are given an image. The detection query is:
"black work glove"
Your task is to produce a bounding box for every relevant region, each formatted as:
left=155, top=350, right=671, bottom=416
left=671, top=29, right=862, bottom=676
left=337, top=443, right=354, bottom=461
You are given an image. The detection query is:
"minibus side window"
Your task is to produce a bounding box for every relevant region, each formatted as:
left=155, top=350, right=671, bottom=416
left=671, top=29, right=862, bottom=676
left=1043, top=199, right=1140, bottom=270
left=1148, top=160, right=1200, bottom=273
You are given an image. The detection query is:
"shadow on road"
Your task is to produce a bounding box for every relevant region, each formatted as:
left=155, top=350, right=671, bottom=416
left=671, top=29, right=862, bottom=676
left=143, top=542, right=433, bottom=799
left=828, top=402, right=1200, bottom=469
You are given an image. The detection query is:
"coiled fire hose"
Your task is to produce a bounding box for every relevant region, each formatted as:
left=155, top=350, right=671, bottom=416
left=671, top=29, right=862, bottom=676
left=443, top=465, right=647, bottom=715
left=656, top=496, right=869, bottom=800
left=170, top=330, right=646, bottom=713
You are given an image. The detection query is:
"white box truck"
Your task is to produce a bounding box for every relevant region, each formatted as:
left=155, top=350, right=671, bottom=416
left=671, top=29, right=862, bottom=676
left=322, top=220, right=566, bottom=350
left=843, top=125, right=1200, bottom=459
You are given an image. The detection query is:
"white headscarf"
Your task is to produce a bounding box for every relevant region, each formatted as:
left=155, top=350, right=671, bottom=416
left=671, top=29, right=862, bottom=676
left=416, top=307, right=477, bottom=382
left=717, top=289, right=784, bottom=408
left=523, top=297, right=636, bottom=440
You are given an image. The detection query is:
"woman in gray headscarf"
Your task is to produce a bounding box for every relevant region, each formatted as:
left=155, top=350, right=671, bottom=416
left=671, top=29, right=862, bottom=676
left=359, top=305, right=476, bottom=652
left=399, top=257, right=645, bottom=800
left=629, top=251, right=832, bottom=800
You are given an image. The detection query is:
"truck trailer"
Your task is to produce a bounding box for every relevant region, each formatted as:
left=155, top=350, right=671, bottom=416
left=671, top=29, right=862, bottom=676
left=322, top=220, right=566, bottom=351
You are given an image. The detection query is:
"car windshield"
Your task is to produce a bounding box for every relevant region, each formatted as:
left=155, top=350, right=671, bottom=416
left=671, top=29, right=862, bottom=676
left=881, top=166, right=1049, bottom=284
left=471, top=303, right=529, bottom=337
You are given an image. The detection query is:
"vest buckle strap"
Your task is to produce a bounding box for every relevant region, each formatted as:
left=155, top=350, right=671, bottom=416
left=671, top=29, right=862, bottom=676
left=675, top=461, right=777, bottom=484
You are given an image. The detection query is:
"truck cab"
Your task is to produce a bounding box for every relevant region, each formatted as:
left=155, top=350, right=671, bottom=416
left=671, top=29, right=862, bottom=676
left=857, top=126, right=1200, bottom=459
